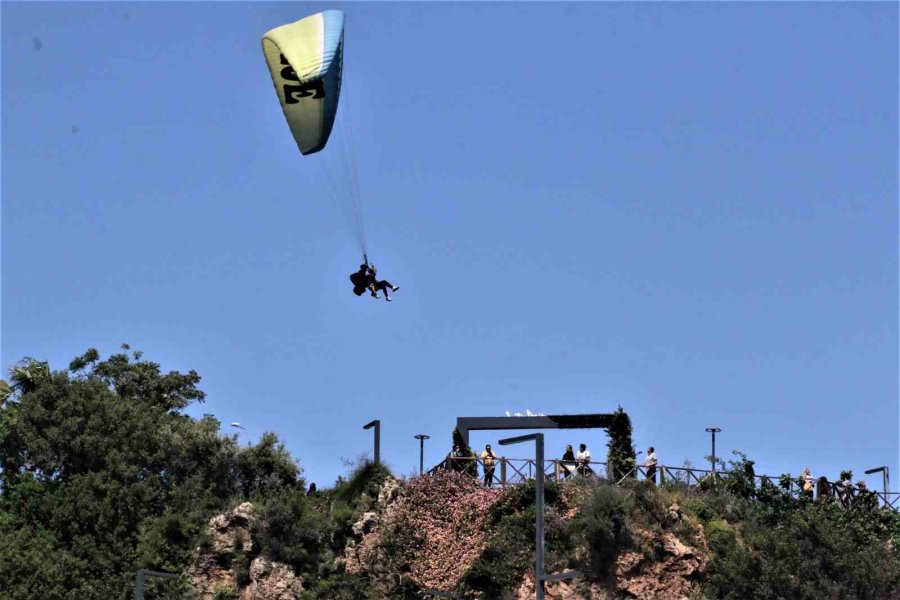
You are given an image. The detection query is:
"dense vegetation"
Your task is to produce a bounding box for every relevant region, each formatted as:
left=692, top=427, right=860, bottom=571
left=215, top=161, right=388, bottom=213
left=0, top=347, right=372, bottom=599
left=2, top=348, right=900, bottom=599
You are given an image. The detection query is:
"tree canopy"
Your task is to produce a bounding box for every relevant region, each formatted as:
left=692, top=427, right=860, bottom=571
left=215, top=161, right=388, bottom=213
left=0, top=346, right=303, bottom=599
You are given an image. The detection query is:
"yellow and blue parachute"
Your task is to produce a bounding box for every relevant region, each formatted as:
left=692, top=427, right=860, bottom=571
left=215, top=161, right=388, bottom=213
left=262, top=10, right=344, bottom=155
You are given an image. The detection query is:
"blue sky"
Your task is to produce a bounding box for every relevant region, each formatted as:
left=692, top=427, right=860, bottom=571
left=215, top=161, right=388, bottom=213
left=2, top=2, right=897, bottom=490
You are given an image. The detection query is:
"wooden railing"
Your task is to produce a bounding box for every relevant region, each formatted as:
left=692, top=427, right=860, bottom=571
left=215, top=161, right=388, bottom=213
left=427, top=456, right=900, bottom=511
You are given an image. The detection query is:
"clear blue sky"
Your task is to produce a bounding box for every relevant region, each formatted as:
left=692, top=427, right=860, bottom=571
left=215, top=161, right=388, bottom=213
left=3, top=2, right=897, bottom=490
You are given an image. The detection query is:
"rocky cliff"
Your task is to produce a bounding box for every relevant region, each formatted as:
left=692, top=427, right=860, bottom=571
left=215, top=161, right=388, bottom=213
left=184, top=473, right=711, bottom=600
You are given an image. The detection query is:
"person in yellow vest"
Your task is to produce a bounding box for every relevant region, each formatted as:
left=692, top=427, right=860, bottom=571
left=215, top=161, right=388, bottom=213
left=481, top=444, right=497, bottom=487
left=801, top=467, right=814, bottom=499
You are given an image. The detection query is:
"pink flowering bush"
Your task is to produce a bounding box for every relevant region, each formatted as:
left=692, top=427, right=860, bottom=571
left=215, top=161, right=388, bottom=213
left=348, top=470, right=502, bottom=593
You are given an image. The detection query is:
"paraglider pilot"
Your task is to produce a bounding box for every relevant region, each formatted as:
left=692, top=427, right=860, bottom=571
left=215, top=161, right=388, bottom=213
left=349, top=263, right=399, bottom=302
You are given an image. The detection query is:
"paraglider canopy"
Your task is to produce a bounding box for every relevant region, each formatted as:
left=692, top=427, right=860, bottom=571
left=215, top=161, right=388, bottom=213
left=261, top=10, right=345, bottom=155
left=261, top=11, right=373, bottom=263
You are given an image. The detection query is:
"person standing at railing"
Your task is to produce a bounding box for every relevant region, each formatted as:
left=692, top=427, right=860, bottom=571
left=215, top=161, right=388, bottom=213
left=644, top=447, right=658, bottom=484
left=838, top=470, right=854, bottom=507
left=481, top=444, right=497, bottom=487
left=801, top=468, right=814, bottom=499
left=576, top=443, right=592, bottom=476
left=855, top=480, right=878, bottom=510
left=561, top=444, right=576, bottom=479
left=448, top=444, right=465, bottom=472
left=816, top=476, right=832, bottom=503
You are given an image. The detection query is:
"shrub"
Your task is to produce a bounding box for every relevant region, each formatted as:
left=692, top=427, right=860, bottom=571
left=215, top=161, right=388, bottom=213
left=333, top=460, right=392, bottom=508
left=569, top=484, right=631, bottom=579
left=721, top=452, right=757, bottom=501
left=212, top=583, right=239, bottom=600
left=232, top=538, right=251, bottom=588
left=303, top=573, right=376, bottom=600
left=701, top=502, right=900, bottom=600
left=462, top=480, right=573, bottom=597
left=626, top=480, right=669, bottom=530
left=252, top=490, right=328, bottom=577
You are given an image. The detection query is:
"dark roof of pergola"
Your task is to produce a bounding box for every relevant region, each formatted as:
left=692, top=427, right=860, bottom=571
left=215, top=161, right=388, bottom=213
left=455, top=413, right=616, bottom=445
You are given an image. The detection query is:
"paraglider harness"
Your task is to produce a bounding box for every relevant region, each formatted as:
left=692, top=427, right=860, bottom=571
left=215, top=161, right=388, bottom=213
left=349, top=255, right=374, bottom=296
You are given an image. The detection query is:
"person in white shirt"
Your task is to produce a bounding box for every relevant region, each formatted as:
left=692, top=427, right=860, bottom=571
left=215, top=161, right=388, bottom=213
left=575, top=443, right=592, bottom=476
left=644, top=447, right=658, bottom=484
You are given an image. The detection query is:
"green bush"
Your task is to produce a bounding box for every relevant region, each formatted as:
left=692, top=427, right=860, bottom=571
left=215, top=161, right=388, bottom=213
left=302, top=572, right=376, bottom=600
left=683, top=488, right=747, bottom=524
left=326, top=499, right=360, bottom=554
left=701, top=519, right=756, bottom=600
left=213, top=583, right=239, bottom=600
left=705, top=519, right=737, bottom=556
left=701, top=502, right=900, bottom=600
left=462, top=480, right=572, bottom=597
left=232, top=538, right=252, bottom=588
left=463, top=483, right=541, bottom=596
left=333, top=460, right=392, bottom=508
left=252, top=491, right=328, bottom=577
left=569, top=485, right=631, bottom=580
left=136, top=514, right=199, bottom=574
left=720, top=452, right=757, bottom=501
left=626, top=480, right=669, bottom=530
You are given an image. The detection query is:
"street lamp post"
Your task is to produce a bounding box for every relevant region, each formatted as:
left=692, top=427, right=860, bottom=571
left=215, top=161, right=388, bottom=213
left=499, top=433, right=580, bottom=600
left=415, top=434, right=430, bottom=474
left=705, top=428, right=721, bottom=473
left=363, top=420, right=381, bottom=465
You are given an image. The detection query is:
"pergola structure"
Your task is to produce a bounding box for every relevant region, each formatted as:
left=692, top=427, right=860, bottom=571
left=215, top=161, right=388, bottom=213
left=455, top=413, right=616, bottom=447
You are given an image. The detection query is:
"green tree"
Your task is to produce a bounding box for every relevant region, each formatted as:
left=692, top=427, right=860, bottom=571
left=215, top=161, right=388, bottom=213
left=606, top=406, right=636, bottom=481
left=0, top=346, right=302, bottom=600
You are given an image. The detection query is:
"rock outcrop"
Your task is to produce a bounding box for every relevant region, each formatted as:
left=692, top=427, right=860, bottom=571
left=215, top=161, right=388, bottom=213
left=614, top=529, right=707, bottom=599
left=245, top=558, right=303, bottom=600
left=184, top=502, right=303, bottom=600
left=185, top=484, right=709, bottom=600
left=514, top=517, right=708, bottom=600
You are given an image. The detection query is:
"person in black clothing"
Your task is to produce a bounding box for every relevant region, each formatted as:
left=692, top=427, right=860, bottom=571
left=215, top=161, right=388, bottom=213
left=349, top=263, right=400, bottom=301
left=449, top=444, right=465, bottom=472
left=561, top=444, right=576, bottom=479
left=350, top=264, right=372, bottom=296
left=366, top=263, right=399, bottom=302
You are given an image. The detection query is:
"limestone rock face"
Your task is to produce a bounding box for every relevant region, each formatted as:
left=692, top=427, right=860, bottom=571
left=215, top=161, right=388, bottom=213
left=514, top=527, right=707, bottom=600
left=209, top=501, right=255, bottom=555
left=184, top=502, right=303, bottom=600
left=614, top=529, right=707, bottom=600
left=245, top=558, right=303, bottom=600
left=352, top=511, right=379, bottom=536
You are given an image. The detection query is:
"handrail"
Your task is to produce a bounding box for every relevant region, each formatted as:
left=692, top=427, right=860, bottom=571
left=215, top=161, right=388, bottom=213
left=426, top=456, right=900, bottom=511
